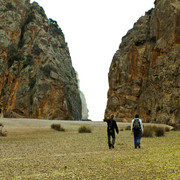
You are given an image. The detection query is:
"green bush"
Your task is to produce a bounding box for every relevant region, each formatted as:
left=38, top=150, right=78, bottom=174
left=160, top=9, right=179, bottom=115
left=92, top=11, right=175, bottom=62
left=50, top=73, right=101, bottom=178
left=78, top=126, right=91, bottom=133
left=32, top=44, right=42, bottom=56
left=22, top=55, right=34, bottom=69
left=29, top=77, right=36, bottom=90
left=49, top=18, right=64, bottom=38
left=6, top=2, right=16, bottom=10
left=7, top=44, right=23, bottom=68
left=150, top=36, right=157, bottom=43
left=51, top=124, right=65, bottom=131
left=142, top=126, right=153, bottom=137
left=155, top=127, right=165, bottom=137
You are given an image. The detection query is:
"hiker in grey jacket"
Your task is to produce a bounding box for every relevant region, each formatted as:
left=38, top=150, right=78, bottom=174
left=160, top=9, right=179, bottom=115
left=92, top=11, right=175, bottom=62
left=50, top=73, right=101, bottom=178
left=131, top=114, right=143, bottom=148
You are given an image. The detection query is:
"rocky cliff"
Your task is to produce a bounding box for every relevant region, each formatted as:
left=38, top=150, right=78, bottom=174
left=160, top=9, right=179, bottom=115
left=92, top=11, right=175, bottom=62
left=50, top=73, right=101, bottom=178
left=105, top=0, right=180, bottom=124
left=0, top=0, right=82, bottom=120
left=80, top=91, right=89, bottom=120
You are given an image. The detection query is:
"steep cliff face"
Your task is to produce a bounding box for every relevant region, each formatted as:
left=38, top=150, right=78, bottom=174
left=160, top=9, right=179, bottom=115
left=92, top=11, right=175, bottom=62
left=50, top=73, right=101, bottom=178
left=105, top=0, right=180, bottom=124
left=80, top=91, right=89, bottom=120
left=0, top=0, right=82, bottom=120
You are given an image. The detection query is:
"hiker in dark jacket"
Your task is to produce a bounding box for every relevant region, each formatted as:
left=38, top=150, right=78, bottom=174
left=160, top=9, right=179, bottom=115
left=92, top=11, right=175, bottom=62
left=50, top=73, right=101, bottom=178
left=104, top=114, right=119, bottom=149
left=131, top=114, right=143, bottom=149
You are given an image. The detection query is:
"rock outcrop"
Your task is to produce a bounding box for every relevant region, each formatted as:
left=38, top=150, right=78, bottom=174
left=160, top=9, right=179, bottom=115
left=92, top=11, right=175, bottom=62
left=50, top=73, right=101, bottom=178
left=105, top=0, right=180, bottom=124
left=0, top=0, right=82, bottom=120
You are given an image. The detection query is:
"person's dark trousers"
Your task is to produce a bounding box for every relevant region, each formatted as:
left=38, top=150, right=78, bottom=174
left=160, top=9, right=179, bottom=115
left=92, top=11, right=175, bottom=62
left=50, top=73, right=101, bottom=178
left=108, top=133, right=115, bottom=149
left=133, top=130, right=142, bottom=148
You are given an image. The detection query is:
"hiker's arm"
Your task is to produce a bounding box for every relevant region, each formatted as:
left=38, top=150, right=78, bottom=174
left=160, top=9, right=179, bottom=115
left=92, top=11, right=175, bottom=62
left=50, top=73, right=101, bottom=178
left=115, top=122, right=119, bottom=134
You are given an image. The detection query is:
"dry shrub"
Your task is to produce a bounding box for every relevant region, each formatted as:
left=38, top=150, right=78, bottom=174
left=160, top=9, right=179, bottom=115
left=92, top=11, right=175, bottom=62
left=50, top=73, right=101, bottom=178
left=125, top=126, right=131, bottom=131
left=51, top=124, right=65, bottom=131
left=155, top=127, right=165, bottom=137
left=142, top=126, right=153, bottom=137
left=0, top=123, right=7, bottom=137
left=142, top=125, right=166, bottom=137
left=78, top=126, right=91, bottom=133
left=165, top=126, right=170, bottom=132
left=172, top=124, right=180, bottom=131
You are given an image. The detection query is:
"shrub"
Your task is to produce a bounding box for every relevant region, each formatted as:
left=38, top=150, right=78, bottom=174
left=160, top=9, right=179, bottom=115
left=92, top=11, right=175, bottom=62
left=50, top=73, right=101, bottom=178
left=146, top=8, right=153, bottom=16
left=155, top=127, right=165, bottom=137
left=40, top=64, right=51, bottom=77
left=6, top=2, right=16, bottom=10
left=29, top=92, right=34, bottom=105
left=7, top=44, right=23, bottom=68
left=125, top=126, right=131, bottom=131
left=32, top=44, right=42, bottom=56
left=29, top=77, right=36, bottom=90
left=150, top=36, right=157, bottom=43
left=165, top=126, right=170, bottom=132
left=1, top=88, right=6, bottom=96
left=78, top=126, right=91, bottom=133
left=172, top=124, right=180, bottom=131
left=150, top=125, right=158, bottom=131
left=22, top=55, right=34, bottom=69
left=49, top=18, right=64, bottom=38
left=0, top=123, right=7, bottom=137
left=141, top=126, right=153, bottom=137
left=51, top=124, right=65, bottom=131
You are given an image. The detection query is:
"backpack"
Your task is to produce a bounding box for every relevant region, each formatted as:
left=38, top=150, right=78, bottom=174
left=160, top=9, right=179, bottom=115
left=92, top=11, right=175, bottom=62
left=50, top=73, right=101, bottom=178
left=133, top=118, right=141, bottom=131
left=108, top=120, right=114, bottom=133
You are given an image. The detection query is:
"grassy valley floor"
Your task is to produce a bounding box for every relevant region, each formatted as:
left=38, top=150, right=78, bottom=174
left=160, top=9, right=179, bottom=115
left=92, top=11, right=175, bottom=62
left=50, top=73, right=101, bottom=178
left=0, top=118, right=179, bottom=179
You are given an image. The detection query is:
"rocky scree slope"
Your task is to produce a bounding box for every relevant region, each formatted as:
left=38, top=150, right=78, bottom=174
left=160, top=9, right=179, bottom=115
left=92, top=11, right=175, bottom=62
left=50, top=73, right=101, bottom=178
left=0, top=0, right=82, bottom=120
left=105, top=0, right=180, bottom=125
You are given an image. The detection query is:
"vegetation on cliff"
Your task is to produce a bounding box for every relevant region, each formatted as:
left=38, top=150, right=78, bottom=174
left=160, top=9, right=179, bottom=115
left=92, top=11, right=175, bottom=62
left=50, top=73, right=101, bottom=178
left=0, top=0, right=84, bottom=120
left=105, top=0, right=180, bottom=125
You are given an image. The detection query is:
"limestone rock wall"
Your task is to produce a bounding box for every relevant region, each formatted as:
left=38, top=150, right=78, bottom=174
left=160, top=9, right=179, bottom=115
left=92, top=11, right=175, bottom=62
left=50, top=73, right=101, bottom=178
left=105, top=0, right=180, bottom=124
left=0, top=0, right=82, bottom=120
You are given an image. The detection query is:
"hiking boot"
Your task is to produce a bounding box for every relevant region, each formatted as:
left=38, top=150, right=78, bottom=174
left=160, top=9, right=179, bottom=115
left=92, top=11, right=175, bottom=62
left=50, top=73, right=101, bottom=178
left=112, top=145, right=114, bottom=149
left=137, top=143, right=140, bottom=148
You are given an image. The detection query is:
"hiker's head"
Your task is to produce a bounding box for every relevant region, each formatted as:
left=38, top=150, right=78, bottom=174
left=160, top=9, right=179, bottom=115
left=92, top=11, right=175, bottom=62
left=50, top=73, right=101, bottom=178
left=110, top=114, right=114, bottom=120
left=135, top=114, right=139, bottom=118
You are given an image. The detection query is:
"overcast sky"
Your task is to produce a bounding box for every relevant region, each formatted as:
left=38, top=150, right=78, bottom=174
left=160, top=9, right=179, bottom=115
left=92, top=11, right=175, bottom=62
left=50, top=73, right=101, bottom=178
left=34, top=0, right=155, bottom=121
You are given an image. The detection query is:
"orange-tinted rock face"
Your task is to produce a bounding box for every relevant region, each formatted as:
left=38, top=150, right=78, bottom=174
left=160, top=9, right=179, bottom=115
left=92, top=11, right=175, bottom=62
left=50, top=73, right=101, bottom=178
left=105, top=0, right=180, bottom=124
left=0, top=0, right=82, bottom=120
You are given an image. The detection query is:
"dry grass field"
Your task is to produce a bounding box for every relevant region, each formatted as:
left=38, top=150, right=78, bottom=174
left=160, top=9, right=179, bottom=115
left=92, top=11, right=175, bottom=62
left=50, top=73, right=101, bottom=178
left=0, top=118, right=180, bottom=180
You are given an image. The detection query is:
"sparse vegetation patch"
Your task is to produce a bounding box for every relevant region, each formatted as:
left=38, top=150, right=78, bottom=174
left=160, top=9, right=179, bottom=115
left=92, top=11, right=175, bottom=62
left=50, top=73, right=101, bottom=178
left=142, top=126, right=154, bottom=137
left=78, top=126, right=91, bottom=133
left=51, top=123, right=65, bottom=131
left=155, top=127, right=165, bottom=137
left=0, top=122, right=7, bottom=136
